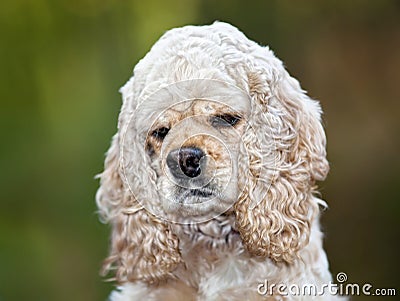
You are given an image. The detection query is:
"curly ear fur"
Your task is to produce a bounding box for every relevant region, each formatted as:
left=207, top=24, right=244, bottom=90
left=234, top=51, right=329, bottom=263
left=102, top=203, right=181, bottom=284
left=96, top=83, right=181, bottom=284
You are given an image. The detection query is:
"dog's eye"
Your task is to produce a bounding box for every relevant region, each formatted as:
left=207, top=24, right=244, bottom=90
left=210, top=114, right=241, bottom=127
left=151, top=127, right=170, bottom=140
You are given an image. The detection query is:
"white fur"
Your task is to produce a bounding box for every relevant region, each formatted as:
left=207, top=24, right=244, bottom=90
left=97, top=22, right=345, bottom=301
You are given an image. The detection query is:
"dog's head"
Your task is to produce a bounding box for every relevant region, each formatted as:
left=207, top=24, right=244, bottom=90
left=96, top=22, right=329, bottom=283
left=140, top=80, right=251, bottom=221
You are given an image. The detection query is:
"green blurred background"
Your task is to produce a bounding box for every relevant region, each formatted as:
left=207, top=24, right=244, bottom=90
left=1, top=0, right=399, bottom=300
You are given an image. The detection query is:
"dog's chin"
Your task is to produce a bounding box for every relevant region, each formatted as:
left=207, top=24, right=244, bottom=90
left=161, top=189, right=236, bottom=223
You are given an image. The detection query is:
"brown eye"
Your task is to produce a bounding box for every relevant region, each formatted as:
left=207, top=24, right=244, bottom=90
left=211, top=114, right=241, bottom=127
left=151, top=127, right=170, bottom=140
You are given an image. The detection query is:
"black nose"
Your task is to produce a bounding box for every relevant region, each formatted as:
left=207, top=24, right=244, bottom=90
left=167, top=147, right=205, bottom=178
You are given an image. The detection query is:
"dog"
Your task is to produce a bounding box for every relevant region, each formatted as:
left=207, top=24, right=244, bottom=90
left=96, top=22, right=343, bottom=300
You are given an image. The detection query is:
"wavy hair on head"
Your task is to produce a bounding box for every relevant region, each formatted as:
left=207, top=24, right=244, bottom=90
left=234, top=46, right=329, bottom=263
left=95, top=77, right=182, bottom=284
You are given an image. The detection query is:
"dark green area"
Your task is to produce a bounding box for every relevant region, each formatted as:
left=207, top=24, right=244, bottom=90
left=1, top=1, right=399, bottom=300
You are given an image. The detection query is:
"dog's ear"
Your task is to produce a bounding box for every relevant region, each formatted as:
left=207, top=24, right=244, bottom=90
left=234, top=51, right=329, bottom=263
left=96, top=79, right=181, bottom=284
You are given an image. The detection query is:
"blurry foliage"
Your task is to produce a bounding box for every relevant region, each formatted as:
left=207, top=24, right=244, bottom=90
left=0, top=0, right=399, bottom=300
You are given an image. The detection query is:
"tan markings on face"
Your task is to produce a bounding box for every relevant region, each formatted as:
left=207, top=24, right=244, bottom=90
left=192, top=100, right=223, bottom=115
left=145, top=109, right=181, bottom=155
left=182, top=135, right=228, bottom=164
left=193, top=100, right=246, bottom=134
left=146, top=99, right=245, bottom=157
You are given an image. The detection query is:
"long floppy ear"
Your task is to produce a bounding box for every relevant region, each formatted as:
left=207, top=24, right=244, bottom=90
left=96, top=79, right=181, bottom=284
left=234, top=52, right=329, bottom=263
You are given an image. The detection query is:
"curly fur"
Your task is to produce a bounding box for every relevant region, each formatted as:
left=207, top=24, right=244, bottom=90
left=96, top=22, right=343, bottom=300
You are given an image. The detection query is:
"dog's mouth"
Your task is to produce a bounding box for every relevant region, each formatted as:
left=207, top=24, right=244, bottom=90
left=189, top=188, right=213, bottom=198
left=175, top=186, right=216, bottom=204
left=162, top=181, right=237, bottom=221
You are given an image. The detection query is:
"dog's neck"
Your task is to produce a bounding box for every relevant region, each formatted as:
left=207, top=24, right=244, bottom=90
left=168, top=213, right=244, bottom=289
left=170, top=213, right=241, bottom=250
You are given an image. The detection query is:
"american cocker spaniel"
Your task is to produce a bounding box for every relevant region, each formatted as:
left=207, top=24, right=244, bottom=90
left=96, top=22, right=343, bottom=300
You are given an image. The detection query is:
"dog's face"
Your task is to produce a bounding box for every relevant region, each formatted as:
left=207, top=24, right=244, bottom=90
left=143, top=97, right=250, bottom=220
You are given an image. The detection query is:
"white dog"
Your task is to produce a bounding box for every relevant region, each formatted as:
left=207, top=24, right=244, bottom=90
left=96, top=22, right=344, bottom=300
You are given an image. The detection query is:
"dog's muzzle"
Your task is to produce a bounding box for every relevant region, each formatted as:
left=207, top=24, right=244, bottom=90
left=166, top=147, right=206, bottom=179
